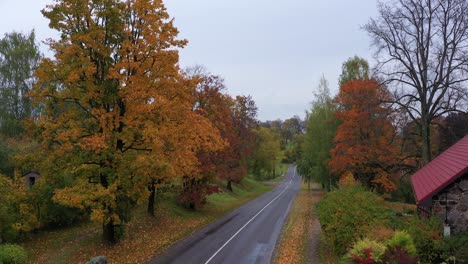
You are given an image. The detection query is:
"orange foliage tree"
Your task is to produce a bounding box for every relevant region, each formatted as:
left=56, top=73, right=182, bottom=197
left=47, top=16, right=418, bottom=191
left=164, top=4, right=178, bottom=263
left=329, top=80, right=398, bottom=192
left=186, top=68, right=257, bottom=198
left=32, top=0, right=223, bottom=242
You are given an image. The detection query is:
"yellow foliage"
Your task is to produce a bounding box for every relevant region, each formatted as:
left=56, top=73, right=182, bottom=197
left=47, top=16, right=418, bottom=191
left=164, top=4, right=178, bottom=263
left=0, top=173, right=40, bottom=234
left=338, top=171, right=357, bottom=188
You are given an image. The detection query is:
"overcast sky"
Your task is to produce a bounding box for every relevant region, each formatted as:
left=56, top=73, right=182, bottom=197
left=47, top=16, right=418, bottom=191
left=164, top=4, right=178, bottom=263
left=0, top=0, right=378, bottom=121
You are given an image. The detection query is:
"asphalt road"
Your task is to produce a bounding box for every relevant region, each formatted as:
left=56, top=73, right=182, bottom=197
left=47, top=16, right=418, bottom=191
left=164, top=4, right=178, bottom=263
left=149, top=165, right=301, bottom=264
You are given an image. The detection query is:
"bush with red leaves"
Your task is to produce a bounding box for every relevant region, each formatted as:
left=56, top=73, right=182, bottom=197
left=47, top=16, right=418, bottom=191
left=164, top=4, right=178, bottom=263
left=179, top=179, right=219, bottom=209
left=352, top=248, right=376, bottom=264
left=383, top=245, right=418, bottom=264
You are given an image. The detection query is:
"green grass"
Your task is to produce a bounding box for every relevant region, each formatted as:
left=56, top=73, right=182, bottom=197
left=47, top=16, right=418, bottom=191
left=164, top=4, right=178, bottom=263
left=277, top=163, right=290, bottom=175
left=208, top=176, right=272, bottom=206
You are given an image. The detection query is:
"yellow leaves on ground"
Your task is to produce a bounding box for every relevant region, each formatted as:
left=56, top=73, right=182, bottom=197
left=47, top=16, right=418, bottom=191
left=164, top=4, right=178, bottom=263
left=275, top=183, right=324, bottom=264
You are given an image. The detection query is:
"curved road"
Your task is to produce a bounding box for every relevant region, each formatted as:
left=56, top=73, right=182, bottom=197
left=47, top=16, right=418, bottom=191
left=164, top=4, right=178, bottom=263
left=149, top=165, right=301, bottom=264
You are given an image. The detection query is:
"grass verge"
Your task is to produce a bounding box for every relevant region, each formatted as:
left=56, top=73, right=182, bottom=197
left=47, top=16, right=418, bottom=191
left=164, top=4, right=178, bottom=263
left=22, top=177, right=273, bottom=264
left=274, top=182, right=324, bottom=264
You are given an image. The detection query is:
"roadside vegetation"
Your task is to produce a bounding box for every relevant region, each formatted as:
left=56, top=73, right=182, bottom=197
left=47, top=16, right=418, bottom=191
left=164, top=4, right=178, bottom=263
left=294, top=0, right=468, bottom=263
left=317, top=176, right=468, bottom=264
left=274, top=182, right=323, bottom=264
left=21, top=176, right=272, bottom=263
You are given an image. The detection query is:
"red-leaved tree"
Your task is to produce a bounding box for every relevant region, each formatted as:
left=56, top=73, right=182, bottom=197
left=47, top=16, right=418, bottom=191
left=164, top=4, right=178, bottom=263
left=329, top=80, right=398, bottom=192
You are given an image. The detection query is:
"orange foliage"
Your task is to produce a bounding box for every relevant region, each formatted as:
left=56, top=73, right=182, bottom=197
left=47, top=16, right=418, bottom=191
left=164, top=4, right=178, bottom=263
left=32, top=0, right=224, bottom=241
left=329, top=80, right=398, bottom=192
left=275, top=183, right=323, bottom=264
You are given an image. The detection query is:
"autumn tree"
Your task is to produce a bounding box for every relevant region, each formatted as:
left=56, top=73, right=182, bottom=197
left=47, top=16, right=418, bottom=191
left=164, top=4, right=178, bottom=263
left=338, top=56, right=370, bottom=86
left=175, top=67, right=232, bottom=208
left=283, top=132, right=304, bottom=164
left=251, top=127, right=281, bottom=180
left=298, top=76, right=339, bottom=191
left=0, top=174, right=15, bottom=243
left=281, top=116, right=303, bottom=145
left=329, top=80, right=398, bottom=192
left=261, top=119, right=284, bottom=147
left=365, top=0, right=468, bottom=164
left=0, top=31, right=41, bottom=137
left=232, top=95, right=258, bottom=167
left=0, top=173, right=40, bottom=243
left=33, top=0, right=223, bottom=242
left=189, top=69, right=256, bottom=192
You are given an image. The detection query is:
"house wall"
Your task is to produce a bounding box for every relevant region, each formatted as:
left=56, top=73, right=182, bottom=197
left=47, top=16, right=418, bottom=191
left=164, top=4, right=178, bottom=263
left=432, top=173, right=468, bottom=234
left=23, top=172, right=40, bottom=187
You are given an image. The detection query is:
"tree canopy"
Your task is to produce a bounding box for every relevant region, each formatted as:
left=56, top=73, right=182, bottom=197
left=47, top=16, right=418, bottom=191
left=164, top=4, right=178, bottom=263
left=32, top=0, right=224, bottom=242
left=365, top=0, right=468, bottom=164
left=0, top=30, right=40, bottom=137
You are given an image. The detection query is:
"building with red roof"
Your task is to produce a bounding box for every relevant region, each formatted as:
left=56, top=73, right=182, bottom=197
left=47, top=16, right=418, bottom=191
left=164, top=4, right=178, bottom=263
left=411, top=135, right=468, bottom=233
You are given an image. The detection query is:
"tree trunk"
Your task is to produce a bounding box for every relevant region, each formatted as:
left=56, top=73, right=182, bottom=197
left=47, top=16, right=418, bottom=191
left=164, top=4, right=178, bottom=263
left=147, top=182, right=156, bottom=216
left=308, top=180, right=311, bottom=192
left=103, top=220, right=116, bottom=244
left=100, top=173, right=118, bottom=243
left=421, top=121, right=432, bottom=165
left=226, top=180, right=233, bottom=192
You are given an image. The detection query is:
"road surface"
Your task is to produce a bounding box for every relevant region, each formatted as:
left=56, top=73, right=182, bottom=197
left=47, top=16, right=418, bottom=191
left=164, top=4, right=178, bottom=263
left=149, top=165, right=301, bottom=264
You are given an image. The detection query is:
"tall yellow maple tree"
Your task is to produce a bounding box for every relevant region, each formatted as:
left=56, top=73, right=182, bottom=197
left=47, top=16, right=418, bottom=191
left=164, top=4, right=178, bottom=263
left=32, top=0, right=223, bottom=242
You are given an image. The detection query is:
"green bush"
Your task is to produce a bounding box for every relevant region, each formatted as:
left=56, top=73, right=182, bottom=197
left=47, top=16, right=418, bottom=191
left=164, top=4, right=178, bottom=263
left=387, top=231, right=417, bottom=256
left=347, top=238, right=386, bottom=263
left=0, top=175, right=19, bottom=243
left=316, top=185, right=392, bottom=255
left=443, top=231, right=468, bottom=264
left=0, top=244, right=27, bottom=264
left=389, top=178, right=415, bottom=204
left=404, top=216, right=447, bottom=263
left=33, top=182, right=89, bottom=229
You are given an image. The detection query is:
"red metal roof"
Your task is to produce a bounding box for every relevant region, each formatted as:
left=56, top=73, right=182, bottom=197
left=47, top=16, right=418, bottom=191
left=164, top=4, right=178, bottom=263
left=411, top=135, right=468, bottom=204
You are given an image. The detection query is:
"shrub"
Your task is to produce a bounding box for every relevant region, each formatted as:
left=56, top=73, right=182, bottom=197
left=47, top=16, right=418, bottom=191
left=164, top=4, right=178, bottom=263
left=389, top=178, right=415, bottom=204
left=366, top=226, right=394, bottom=242
left=404, top=216, right=447, bottom=263
left=382, top=245, right=418, bottom=264
left=179, top=181, right=219, bottom=209
left=348, top=238, right=386, bottom=263
left=387, top=231, right=417, bottom=256
left=316, top=185, right=391, bottom=255
left=0, top=244, right=27, bottom=264
left=33, top=180, right=89, bottom=229
left=443, top=231, right=468, bottom=264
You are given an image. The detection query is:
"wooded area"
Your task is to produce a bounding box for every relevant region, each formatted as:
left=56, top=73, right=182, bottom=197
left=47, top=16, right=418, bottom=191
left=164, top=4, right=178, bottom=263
left=0, top=0, right=289, bottom=249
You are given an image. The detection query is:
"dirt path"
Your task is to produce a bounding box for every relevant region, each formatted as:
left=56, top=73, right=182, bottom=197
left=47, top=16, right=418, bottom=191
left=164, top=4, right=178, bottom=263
left=307, top=186, right=324, bottom=263
left=274, top=182, right=324, bottom=264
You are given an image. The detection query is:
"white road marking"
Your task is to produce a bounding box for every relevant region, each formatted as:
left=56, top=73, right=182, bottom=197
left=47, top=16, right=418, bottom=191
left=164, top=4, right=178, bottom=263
left=204, top=166, right=297, bottom=264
